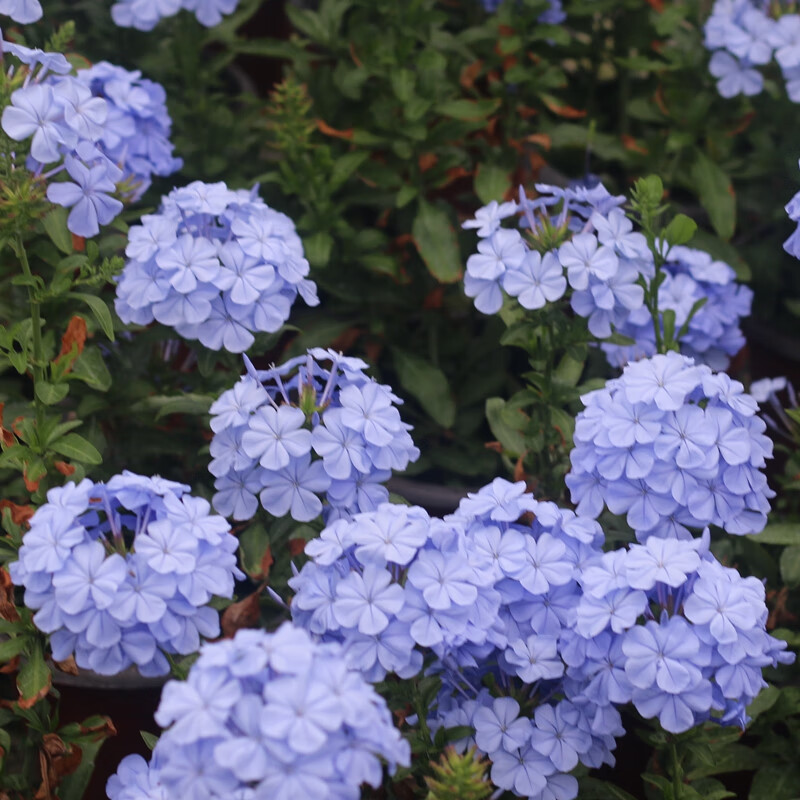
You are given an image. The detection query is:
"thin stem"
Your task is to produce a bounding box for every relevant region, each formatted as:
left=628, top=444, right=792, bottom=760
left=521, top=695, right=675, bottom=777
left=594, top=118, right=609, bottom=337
left=670, top=738, right=682, bottom=800
left=15, top=228, right=45, bottom=434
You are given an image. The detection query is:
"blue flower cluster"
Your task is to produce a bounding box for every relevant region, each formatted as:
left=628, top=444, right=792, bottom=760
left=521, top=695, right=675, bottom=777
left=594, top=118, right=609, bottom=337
left=704, top=0, right=800, bottom=101
left=463, top=182, right=751, bottom=370
left=76, top=62, right=183, bottom=201
left=291, top=480, right=623, bottom=800
left=114, top=181, right=319, bottom=352
left=575, top=534, right=794, bottom=732
left=8, top=472, right=243, bottom=676
left=462, top=183, right=645, bottom=339
left=106, top=624, right=410, bottom=800
left=567, top=352, right=774, bottom=538
left=602, top=245, right=752, bottom=371
left=0, top=38, right=180, bottom=237
left=0, top=0, right=41, bottom=23
left=111, top=0, right=239, bottom=29
left=209, top=350, right=419, bottom=522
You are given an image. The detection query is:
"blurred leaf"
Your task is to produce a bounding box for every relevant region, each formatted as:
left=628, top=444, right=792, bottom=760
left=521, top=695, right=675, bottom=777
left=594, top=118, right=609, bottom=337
left=779, top=545, right=800, bottom=587
left=749, top=765, right=800, bottom=800
left=578, top=777, right=640, bottom=800
left=412, top=200, right=462, bottom=283
left=304, top=231, right=334, bottom=268
left=475, top=163, right=511, bottom=205
left=749, top=524, right=800, bottom=546
left=691, top=151, right=735, bottom=241
left=663, top=213, right=697, bottom=247
left=42, top=207, right=73, bottom=255
left=329, top=151, right=370, bottom=191
left=436, top=98, right=501, bottom=120
left=393, top=348, right=456, bottom=428
left=485, top=397, right=526, bottom=457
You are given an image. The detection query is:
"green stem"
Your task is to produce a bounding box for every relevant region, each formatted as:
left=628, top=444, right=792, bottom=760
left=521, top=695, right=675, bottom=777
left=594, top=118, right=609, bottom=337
left=670, top=739, right=682, bottom=800
left=15, top=229, right=45, bottom=434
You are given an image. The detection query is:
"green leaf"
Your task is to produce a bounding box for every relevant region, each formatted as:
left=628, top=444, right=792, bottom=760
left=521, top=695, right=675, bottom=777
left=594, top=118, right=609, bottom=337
left=141, top=731, right=159, bottom=751
left=686, top=744, right=763, bottom=779
left=329, top=151, right=370, bottom=191
left=0, top=636, right=28, bottom=661
left=304, top=231, right=334, bottom=268
left=238, top=523, right=272, bottom=580
left=285, top=4, right=328, bottom=41
left=663, top=213, right=697, bottom=247
left=553, top=352, right=584, bottom=388
left=34, top=380, right=69, bottom=406
left=42, top=419, right=84, bottom=447
left=474, top=163, right=510, bottom=205
left=578, top=776, right=641, bottom=800
left=779, top=545, right=800, bottom=587
left=57, top=721, right=113, bottom=800
left=748, top=524, right=800, bottom=546
left=390, top=68, right=416, bottom=102
left=68, top=292, right=115, bottom=341
left=436, top=98, right=501, bottom=120
left=749, top=765, right=800, bottom=800
left=42, top=206, right=73, bottom=255
left=412, top=200, right=462, bottom=283
left=123, top=394, right=213, bottom=420
left=48, top=433, right=102, bottom=465
left=16, top=638, right=50, bottom=703
left=396, top=184, right=418, bottom=208
left=70, top=346, right=112, bottom=391
left=691, top=151, right=736, bottom=241
left=392, top=349, right=456, bottom=428
left=485, top=397, right=526, bottom=457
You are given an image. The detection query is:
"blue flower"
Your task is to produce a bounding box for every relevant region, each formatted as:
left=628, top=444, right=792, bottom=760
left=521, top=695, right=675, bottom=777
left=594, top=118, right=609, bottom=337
left=0, top=0, right=42, bottom=23
left=2, top=84, right=65, bottom=163
left=46, top=156, right=123, bottom=237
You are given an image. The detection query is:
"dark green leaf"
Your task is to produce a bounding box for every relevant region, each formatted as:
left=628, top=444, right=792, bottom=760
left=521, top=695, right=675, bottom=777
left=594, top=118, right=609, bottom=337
left=411, top=200, right=462, bottom=283
left=238, top=523, right=272, bottom=580
left=578, top=777, right=643, bottom=800
left=16, top=638, right=50, bottom=703
left=329, top=151, right=370, bottom=191
left=0, top=636, right=28, bottom=661
left=749, top=765, right=800, bottom=800
left=48, top=433, right=102, bottom=465
left=70, top=346, right=112, bottom=391
left=691, top=151, right=735, bottom=241
left=392, top=349, right=456, bottom=428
